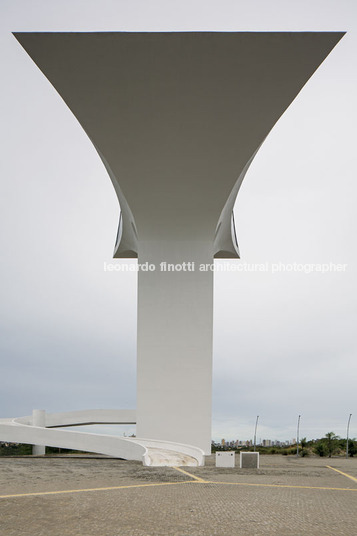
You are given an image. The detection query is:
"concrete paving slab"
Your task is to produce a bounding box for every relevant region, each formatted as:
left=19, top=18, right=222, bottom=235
left=0, top=455, right=356, bottom=535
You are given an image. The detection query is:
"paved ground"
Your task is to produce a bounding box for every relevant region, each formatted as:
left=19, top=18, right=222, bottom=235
left=0, top=455, right=356, bottom=535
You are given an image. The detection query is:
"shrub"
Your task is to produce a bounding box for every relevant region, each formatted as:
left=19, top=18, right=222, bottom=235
left=314, top=441, right=327, bottom=457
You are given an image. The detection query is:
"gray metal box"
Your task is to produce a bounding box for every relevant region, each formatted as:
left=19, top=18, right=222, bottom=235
left=240, top=452, right=259, bottom=468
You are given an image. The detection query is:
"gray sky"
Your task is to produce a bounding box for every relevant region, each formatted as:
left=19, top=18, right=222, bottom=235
left=0, top=0, right=356, bottom=443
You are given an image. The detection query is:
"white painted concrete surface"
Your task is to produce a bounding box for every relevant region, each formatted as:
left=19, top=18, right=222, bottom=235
left=0, top=411, right=204, bottom=466
left=32, top=409, right=46, bottom=455
left=216, top=451, right=235, bottom=467
left=9, top=32, right=344, bottom=454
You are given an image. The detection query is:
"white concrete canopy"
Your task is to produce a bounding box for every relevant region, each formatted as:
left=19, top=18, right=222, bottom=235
left=12, top=32, right=344, bottom=455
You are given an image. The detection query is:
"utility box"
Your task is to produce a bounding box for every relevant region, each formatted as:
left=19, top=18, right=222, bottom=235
left=240, top=452, right=259, bottom=468
left=216, top=451, right=235, bottom=467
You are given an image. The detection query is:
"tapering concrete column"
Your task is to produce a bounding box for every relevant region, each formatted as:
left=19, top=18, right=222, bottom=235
left=32, top=409, right=46, bottom=455
left=136, top=241, right=214, bottom=453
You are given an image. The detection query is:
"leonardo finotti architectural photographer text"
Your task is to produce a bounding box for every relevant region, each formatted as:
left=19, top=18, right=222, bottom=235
left=103, top=261, right=348, bottom=274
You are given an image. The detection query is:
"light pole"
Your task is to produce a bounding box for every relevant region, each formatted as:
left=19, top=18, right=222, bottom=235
left=253, top=415, right=259, bottom=452
left=346, top=413, right=352, bottom=459
left=296, top=415, right=301, bottom=457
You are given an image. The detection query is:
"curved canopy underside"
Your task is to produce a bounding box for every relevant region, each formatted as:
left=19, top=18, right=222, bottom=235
left=14, top=32, right=344, bottom=259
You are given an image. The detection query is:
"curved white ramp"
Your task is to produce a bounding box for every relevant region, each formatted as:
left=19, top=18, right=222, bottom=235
left=0, top=410, right=204, bottom=466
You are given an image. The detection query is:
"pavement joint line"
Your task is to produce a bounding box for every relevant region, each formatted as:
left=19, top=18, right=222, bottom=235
left=172, top=467, right=357, bottom=491
left=326, top=465, right=357, bottom=483
left=2, top=479, right=356, bottom=499
left=2, top=470, right=357, bottom=499
left=0, top=480, right=197, bottom=499
left=208, top=480, right=357, bottom=492
left=172, top=466, right=208, bottom=482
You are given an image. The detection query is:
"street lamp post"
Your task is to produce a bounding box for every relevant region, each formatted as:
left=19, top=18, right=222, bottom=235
left=296, top=415, right=301, bottom=457
left=253, top=415, right=259, bottom=452
left=346, top=413, right=352, bottom=459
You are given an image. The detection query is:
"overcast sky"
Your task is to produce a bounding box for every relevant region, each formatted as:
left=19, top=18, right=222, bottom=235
left=0, top=0, right=356, bottom=444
